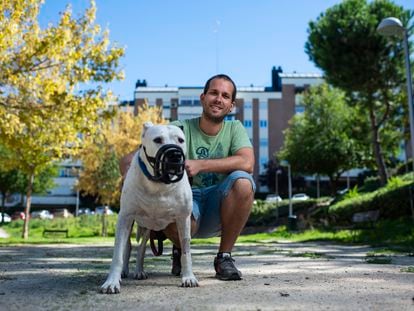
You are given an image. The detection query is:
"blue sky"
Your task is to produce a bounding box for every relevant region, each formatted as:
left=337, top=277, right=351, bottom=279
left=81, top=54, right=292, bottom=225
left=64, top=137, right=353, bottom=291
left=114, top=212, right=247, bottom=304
left=39, top=0, right=413, bottom=101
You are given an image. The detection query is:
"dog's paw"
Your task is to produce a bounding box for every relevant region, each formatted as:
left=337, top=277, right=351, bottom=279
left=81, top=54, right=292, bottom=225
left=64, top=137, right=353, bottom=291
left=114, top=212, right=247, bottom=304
left=181, top=275, right=199, bottom=288
left=100, top=277, right=121, bottom=294
left=134, top=270, right=148, bottom=280
left=121, top=269, right=129, bottom=278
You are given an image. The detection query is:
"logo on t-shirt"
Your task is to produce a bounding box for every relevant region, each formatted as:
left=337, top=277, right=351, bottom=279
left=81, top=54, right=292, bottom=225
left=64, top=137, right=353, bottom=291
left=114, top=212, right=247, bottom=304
left=196, top=147, right=209, bottom=159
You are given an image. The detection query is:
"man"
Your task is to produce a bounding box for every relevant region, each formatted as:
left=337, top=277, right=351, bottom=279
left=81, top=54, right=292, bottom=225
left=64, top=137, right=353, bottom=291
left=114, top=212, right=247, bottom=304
left=123, top=74, right=255, bottom=281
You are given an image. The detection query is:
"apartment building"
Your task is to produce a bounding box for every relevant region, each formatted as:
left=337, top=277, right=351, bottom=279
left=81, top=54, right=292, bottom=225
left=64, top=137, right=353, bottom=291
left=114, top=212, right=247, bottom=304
left=133, top=66, right=323, bottom=190
left=14, top=66, right=321, bottom=208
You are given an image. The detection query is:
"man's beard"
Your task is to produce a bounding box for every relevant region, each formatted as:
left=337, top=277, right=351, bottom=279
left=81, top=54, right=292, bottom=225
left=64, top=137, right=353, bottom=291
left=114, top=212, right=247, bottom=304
left=202, top=109, right=226, bottom=124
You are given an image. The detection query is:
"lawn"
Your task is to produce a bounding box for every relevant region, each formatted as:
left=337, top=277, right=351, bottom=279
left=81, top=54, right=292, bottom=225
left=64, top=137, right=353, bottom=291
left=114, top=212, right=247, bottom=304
left=1, top=216, right=413, bottom=254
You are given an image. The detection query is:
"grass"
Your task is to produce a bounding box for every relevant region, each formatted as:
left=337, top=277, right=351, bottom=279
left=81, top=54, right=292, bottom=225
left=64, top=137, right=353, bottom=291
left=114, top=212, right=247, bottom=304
left=365, top=254, right=392, bottom=264
left=285, top=251, right=330, bottom=259
left=1, top=217, right=413, bottom=254
left=400, top=266, right=414, bottom=273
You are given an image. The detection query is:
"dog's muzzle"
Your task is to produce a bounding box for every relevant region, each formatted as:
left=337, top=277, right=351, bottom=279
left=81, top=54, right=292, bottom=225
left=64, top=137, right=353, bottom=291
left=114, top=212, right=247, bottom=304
left=142, top=144, right=185, bottom=184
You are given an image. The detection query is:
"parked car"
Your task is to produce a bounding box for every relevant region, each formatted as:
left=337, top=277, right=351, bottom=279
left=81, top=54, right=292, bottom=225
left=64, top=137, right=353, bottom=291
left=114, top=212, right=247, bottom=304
left=292, top=193, right=310, bottom=201
left=53, top=208, right=74, bottom=218
left=95, top=206, right=115, bottom=215
left=78, top=208, right=94, bottom=216
left=11, top=211, right=26, bottom=220
left=31, top=210, right=54, bottom=220
left=265, top=194, right=283, bottom=203
left=0, top=213, right=11, bottom=223
left=337, top=188, right=349, bottom=195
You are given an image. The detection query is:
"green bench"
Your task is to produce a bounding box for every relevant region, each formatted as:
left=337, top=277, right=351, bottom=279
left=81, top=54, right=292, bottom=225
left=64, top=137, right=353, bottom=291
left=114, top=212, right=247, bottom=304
left=43, top=228, right=69, bottom=238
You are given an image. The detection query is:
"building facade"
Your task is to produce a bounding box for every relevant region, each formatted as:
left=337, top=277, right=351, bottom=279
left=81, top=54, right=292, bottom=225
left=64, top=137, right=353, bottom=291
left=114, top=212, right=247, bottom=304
left=133, top=67, right=323, bottom=191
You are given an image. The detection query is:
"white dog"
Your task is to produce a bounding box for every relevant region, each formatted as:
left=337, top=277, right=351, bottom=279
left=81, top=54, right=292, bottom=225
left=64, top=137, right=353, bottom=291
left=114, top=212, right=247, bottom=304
left=101, top=122, right=198, bottom=294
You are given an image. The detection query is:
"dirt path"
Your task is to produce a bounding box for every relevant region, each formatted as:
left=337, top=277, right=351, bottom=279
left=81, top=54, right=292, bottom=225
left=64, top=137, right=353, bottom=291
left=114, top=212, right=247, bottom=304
left=0, top=241, right=413, bottom=311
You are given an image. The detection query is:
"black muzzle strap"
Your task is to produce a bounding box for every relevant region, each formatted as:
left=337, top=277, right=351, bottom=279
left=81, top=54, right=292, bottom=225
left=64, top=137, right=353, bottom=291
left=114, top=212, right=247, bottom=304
left=139, top=144, right=185, bottom=184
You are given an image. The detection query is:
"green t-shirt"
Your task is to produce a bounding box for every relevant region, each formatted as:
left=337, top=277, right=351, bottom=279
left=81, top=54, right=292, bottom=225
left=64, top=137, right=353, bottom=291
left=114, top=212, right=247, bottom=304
left=171, top=117, right=252, bottom=188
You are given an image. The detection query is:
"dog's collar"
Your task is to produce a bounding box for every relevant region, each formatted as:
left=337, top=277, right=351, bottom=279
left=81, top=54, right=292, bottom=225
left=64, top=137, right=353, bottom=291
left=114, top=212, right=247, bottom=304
left=138, top=155, right=155, bottom=182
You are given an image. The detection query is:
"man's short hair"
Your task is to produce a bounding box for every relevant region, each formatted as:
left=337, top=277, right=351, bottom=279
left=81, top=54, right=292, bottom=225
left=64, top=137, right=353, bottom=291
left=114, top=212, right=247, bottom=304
left=203, top=74, right=237, bottom=102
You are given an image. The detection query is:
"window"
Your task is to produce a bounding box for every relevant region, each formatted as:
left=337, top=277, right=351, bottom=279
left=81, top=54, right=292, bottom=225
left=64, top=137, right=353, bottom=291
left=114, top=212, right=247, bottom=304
left=259, top=120, right=267, bottom=128
left=244, top=120, right=252, bottom=127
left=180, top=99, right=192, bottom=106
left=180, top=97, right=200, bottom=106
left=295, top=106, right=305, bottom=114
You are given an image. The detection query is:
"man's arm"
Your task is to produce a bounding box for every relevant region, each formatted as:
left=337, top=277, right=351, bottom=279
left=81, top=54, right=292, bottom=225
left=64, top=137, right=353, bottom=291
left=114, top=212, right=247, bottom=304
left=185, top=147, right=254, bottom=177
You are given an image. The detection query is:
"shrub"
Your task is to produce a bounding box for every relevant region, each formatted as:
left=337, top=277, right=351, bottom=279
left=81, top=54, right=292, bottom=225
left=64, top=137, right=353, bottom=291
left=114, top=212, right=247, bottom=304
left=247, top=198, right=323, bottom=227
left=343, top=185, right=359, bottom=200
left=328, top=178, right=413, bottom=225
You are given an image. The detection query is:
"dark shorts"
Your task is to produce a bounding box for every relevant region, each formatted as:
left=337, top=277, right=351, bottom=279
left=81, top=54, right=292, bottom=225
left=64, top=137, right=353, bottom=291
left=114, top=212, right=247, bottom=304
left=192, top=170, right=256, bottom=238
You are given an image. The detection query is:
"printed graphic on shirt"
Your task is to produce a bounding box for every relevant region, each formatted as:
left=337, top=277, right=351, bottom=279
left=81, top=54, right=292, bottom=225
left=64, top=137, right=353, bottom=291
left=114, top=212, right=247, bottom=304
left=197, top=143, right=225, bottom=187
left=196, top=147, right=209, bottom=159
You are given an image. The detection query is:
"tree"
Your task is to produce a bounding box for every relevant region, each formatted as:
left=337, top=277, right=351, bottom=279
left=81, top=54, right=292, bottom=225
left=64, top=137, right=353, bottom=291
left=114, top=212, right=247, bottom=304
left=305, top=0, right=413, bottom=185
left=77, top=103, right=166, bottom=209
left=0, top=0, right=124, bottom=238
left=278, top=84, right=359, bottom=194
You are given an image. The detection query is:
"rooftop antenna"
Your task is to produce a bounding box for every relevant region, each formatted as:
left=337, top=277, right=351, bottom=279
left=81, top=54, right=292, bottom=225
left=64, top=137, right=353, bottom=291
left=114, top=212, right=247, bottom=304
left=213, top=20, right=221, bottom=73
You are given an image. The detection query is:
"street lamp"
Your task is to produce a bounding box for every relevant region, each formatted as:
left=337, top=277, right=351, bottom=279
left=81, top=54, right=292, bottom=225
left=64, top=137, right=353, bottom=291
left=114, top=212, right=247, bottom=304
left=275, top=168, right=282, bottom=196
left=280, top=160, right=295, bottom=229
left=377, top=17, right=414, bottom=164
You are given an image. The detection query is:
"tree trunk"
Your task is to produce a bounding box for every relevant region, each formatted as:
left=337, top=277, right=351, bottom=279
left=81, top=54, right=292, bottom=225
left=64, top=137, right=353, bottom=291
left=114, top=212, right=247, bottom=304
left=328, top=174, right=337, bottom=196
left=1, top=191, right=5, bottom=225
left=22, top=173, right=34, bottom=239
left=369, top=107, right=388, bottom=185
left=101, top=205, right=108, bottom=237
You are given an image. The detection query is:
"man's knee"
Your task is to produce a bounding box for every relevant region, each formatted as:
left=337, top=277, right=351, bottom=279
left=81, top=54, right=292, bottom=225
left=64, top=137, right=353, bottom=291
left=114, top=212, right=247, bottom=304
left=230, top=178, right=254, bottom=201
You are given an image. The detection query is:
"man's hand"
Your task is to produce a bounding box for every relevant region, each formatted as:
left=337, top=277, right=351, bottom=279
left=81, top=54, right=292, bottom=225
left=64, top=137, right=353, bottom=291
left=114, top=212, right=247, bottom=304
left=184, top=147, right=254, bottom=177
left=185, top=160, right=201, bottom=177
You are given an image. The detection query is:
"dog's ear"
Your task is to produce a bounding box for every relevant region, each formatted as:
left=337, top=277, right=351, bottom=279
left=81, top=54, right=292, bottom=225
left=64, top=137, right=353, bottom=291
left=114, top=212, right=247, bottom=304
left=142, top=121, right=154, bottom=137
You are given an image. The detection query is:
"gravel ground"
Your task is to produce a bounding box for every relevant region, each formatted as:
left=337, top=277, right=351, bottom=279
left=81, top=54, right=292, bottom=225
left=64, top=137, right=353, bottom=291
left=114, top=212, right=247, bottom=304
left=0, top=241, right=413, bottom=311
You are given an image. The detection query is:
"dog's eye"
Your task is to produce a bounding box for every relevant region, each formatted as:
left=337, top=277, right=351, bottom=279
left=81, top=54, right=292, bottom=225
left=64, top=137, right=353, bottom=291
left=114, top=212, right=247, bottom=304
left=153, top=137, right=162, bottom=144
left=178, top=137, right=184, bottom=144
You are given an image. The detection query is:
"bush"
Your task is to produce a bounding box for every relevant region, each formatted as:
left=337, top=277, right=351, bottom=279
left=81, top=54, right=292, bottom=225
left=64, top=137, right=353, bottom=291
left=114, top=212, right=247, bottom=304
left=328, top=178, right=413, bottom=225
left=247, top=198, right=323, bottom=227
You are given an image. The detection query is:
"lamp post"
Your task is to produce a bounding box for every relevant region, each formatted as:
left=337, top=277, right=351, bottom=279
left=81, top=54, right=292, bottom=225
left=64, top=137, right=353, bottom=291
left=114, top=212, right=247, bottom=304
left=275, top=169, right=282, bottom=196
left=281, top=160, right=296, bottom=230
left=377, top=17, right=414, bottom=164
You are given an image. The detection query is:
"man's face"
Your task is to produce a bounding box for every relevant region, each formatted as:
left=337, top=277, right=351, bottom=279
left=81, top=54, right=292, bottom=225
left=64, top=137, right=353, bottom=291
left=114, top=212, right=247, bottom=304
left=200, top=78, right=235, bottom=123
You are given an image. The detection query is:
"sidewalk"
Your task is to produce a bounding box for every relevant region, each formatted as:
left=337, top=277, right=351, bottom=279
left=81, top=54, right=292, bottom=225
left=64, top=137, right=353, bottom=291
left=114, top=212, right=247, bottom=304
left=0, top=241, right=413, bottom=311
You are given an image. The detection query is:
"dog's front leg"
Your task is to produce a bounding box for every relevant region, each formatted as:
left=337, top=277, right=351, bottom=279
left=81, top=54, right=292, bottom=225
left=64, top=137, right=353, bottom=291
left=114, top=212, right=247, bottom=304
left=101, top=213, right=134, bottom=294
left=176, top=216, right=198, bottom=287
left=134, top=226, right=150, bottom=279
left=121, top=221, right=134, bottom=278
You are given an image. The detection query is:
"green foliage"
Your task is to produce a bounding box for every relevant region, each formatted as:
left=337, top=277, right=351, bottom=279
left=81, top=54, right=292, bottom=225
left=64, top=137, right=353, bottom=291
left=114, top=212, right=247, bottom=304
left=0, top=144, right=57, bottom=208
left=92, top=149, right=121, bottom=206
left=2, top=215, right=118, bottom=240
left=277, top=83, right=359, bottom=193
left=386, top=176, right=404, bottom=190
left=365, top=254, right=392, bottom=264
left=0, top=0, right=124, bottom=238
left=248, top=198, right=322, bottom=227
left=305, top=0, right=413, bottom=184
left=343, top=185, right=359, bottom=200
left=328, top=175, right=413, bottom=224
left=400, top=266, right=414, bottom=273
left=360, top=175, right=382, bottom=193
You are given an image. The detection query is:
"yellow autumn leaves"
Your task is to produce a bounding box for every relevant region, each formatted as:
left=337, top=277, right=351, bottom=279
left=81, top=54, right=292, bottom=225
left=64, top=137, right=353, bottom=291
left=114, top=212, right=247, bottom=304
left=77, top=103, right=166, bottom=207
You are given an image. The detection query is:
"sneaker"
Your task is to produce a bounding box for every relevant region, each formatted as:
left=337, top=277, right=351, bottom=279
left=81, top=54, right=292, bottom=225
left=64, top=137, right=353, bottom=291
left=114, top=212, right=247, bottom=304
left=171, top=245, right=181, bottom=276
left=214, top=253, right=242, bottom=281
